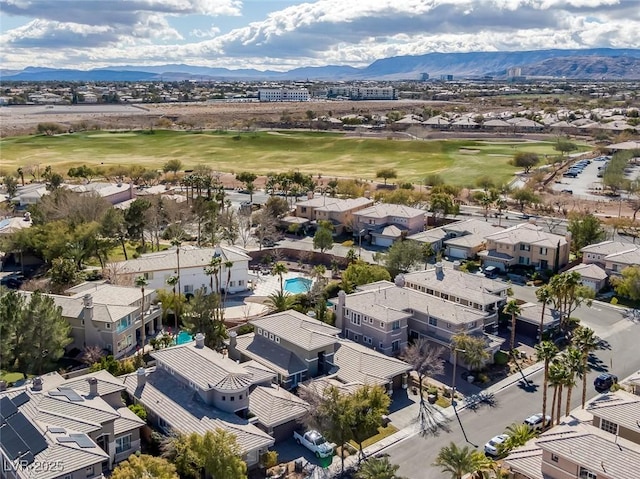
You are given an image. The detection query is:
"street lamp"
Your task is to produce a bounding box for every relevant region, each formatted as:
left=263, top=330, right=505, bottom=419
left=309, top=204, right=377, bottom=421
left=451, top=348, right=466, bottom=406
left=358, top=229, right=365, bottom=258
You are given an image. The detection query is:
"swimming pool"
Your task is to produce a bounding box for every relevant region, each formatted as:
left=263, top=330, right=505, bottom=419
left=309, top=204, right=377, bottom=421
left=284, top=277, right=312, bottom=294
left=175, top=330, right=193, bottom=345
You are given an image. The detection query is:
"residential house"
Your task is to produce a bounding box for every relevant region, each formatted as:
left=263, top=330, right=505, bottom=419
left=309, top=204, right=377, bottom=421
left=122, top=334, right=278, bottom=467
left=21, top=282, right=161, bottom=358
left=401, top=263, right=510, bottom=327
left=565, top=263, right=609, bottom=293
left=503, top=390, right=640, bottom=479
left=603, top=246, right=640, bottom=277
left=479, top=223, right=571, bottom=272
left=513, top=302, right=561, bottom=340
left=0, top=369, right=144, bottom=479
left=227, top=310, right=411, bottom=393
left=580, top=240, right=630, bottom=268
left=294, top=196, right=373, bottom=233
left=439, top=219, right=504, bottom=260
left=112, top=245, right=250, bottom=296
left=65, top=183, right=136, bottom=206
left=334, top=280, right=502, bottom=364
left=12, top=183, right=48, bottom=207
left=353, top=204, right=427, bottom=247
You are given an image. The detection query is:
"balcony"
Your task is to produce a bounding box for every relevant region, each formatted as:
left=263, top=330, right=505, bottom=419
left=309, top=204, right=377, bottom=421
left=133, top=304, right=162, bottom=327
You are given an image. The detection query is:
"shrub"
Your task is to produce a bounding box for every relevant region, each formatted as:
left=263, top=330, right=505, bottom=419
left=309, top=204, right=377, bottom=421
left=494, top=351, right=510, bottom=365
left=477, top=373, right=490, bottom=384
left=342, top=240, right=354, bottom=247
left=128, top=403, right=147, bottom=422
left=260, top=451, right=279, bottom=469
left=236, top=324, right=255, bottom=336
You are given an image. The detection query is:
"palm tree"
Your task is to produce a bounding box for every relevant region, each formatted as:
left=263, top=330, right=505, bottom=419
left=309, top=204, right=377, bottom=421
left=272, top=262, right=288, bottom=294
left=561, top=347, right=582, bottom=417
left=572, top=326, right=602, bottom=408
left=312, top=265, right=327, bottom=285
left=535, top=285, right=553, bottom=343
left=432, top=442, right=477, bottom=479
left=503, top=300, right=522, bottom=352
left=135, top=276, right=149, bottom=349
left=206, top=256, right=222, bottom=293
left=548, top=359, right=565, bottom=426
left=498, top=423, right=537, bottom=457
left=223, top=260, right=234, bottom=306
left=166, top=275, right=179, bottom=333
left=264, top=291, right=298, bottom=313
left=355, top=455, right=406, bottom=479
left=535, top=341, right=558, bottom=425
left=170, top=238, right=182, bottom=297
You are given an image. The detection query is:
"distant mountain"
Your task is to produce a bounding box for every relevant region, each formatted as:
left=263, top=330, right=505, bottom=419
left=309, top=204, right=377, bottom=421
left=2, top=48, right=640, bottom=82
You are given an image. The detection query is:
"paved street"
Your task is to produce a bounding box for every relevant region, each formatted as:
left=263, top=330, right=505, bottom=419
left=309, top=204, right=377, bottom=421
left=385, top=299, right=640, bottom=479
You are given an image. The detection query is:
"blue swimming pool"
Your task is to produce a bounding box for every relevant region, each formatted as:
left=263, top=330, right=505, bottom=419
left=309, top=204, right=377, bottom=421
left=175, top=330, right=193, bottom=345
left=284, top=277, right=312, bottom=294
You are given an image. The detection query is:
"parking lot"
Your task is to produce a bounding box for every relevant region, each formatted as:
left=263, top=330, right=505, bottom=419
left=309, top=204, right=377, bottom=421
left=552, top=157, right=609, bottom=200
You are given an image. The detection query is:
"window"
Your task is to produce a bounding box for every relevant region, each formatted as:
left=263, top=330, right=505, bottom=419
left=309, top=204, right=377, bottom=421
left=391, top=340, right=400, bottom=352
left=392, top=321, right=400, bottom=331
left=230, top=281, right=235, bottom=287
left=64, top=475, right=72, bottom=479
left=239, top=394, right=243, bottom=400
left=239, top=280, right=244, bottom=286
left=143, top=272, right=154, bottom=280
left=115, top=434, right=131, bottom=454
left=275, top=337, right=280, bottom=343
left=428, top=317, right=437, bottom=326
left=222, top=396, right=226, bottom=401
left=86, top=466, right=94, bottom=478
left=257, top=328, right=262, bottom=335
left=269, top=333, right=274, bottom=340
left=380, top=321, right=385, bottom=328
left=519, top=244, right=530, bottom=251
left=379, top=342, right=384, bottom=349
left=551, top=453, right=559, bottom=463
left=579, top=467, right=597, bottom=479
left=518, top=256, right=530, bottom=265
left=106, top=323, right=111, bottom=329
left=184, top=284, right=194, bottom=293
left=600, top=418, right=618, bottom=435
left=230, top=396, right=235, bottom=401
left=354, top=335, right=359, bottom=341
left=540, top=247, right=548, bottom=255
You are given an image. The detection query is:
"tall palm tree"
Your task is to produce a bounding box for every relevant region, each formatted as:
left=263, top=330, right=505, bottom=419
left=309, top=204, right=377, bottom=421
left=503, top=300, right=522, bottom=352
left=572, top=326, right=602, bottom=408
left=535, top=285, right=553, bottom=343
left=272, top=262, right=288, bottom=294
left=498, top=423, right=538, bottom=457
left=166, top=275, right=179, bottom=333
left=535, top=341, right=558, bottom=426
left=135, top=276, right=149, bottom=349
left=561, top=347, right=583, bottom=417
left=548, top=359, right=565, bottom=426
left=170, top=238, right=182, bottom=298
left=223, top=260, right=234, bottom=306
left=206, top=256, right=222, bottom=293
left=433, top=442, right=477, bottom=479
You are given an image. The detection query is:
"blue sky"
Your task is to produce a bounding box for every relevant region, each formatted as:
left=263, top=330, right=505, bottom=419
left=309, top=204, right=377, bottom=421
left=1, top=0, right=639, bottom=71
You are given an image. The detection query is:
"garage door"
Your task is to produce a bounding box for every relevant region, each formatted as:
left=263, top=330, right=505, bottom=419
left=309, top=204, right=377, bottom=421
left=447, top=247, right=468, bottom=259
left=374, top=236, right=394, bottom=248
left=483, top=260, right=506, bottom=271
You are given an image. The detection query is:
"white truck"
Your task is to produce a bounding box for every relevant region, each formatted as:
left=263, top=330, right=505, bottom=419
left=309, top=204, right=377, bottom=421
left=293, top=430, right=334, bottom=458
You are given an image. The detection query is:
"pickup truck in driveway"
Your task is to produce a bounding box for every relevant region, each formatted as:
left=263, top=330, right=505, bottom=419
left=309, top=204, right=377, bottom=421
left=293, top=430, right=334, bottom=458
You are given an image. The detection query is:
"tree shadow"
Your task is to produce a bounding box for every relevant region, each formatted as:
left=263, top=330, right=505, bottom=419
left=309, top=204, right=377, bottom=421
left=597, top=339, right=612, bottom=350
left=588, top=354, right=609, bottom=373
left=516, top=380, right=539, bottom=393
left=417, top=400, right=452, bottom=437
left=463, top=392, right=500, bottom=413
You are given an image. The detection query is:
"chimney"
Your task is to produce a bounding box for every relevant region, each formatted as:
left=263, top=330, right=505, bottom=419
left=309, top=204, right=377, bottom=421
left=364, top=190, right=370, bottom=199
left=0, top=380, right=7, bottom=392
left=394, top=274, right=405, bottom=287
left=83, top=294, right=94, bottom=322
left=195, top=332, right=205, bottom=348
left=228, top=331, right=237, bottom=351
left=336, top=290, right=346, bottom=331
left=435, top=262, right=444, bottom=278
left=452, top=261, right=461, bottom=271
left=32, top=377, right=43, bottom=391
left=565, top=231, right=572, bottom=246
left=136, top=367, right=146, bottom=388
left=307, top=191, right=314, bottom=200
left=87, top=377, right=98, bottom=397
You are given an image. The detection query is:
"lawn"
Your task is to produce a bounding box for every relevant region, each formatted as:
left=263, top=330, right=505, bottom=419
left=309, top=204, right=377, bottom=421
left=348, top=424, right=399, bottom=450
left=0, top=130, right=590, bottom=186
left=0, top=371, right=25, bottom=385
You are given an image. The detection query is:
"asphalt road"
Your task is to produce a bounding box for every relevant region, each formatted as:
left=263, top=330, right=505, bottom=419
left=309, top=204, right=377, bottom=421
left=386, top=299, right=640, bottom=479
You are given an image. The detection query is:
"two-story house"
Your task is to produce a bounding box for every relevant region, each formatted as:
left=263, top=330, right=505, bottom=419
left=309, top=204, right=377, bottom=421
left=400, top=263, right=510, bottom=330
left=334, top=281, right=502, bottom=365
left=227, top=310, right=411, bottom=393
left=580, top=240, right=630, bottom=268
left=22, top=282, right=161, bottom=357
left=353, top=204, right=427, bottom=247
left=479, top=222, right=571, bottom=272
left=603, top=246, right=640, bottom=277
left=0, top=370, right=144, bottom=479
left=112, top=245, right=250, bottom=296
left=504, top=390, right=640, bottom=479
left=122, top=334, right=281, bottom=467
left=294, top=196, right=373, bottom=233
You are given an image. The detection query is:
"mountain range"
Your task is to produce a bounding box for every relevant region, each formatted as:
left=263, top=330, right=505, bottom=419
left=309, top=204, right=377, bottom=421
left=2, top=48, right=640, bottom=82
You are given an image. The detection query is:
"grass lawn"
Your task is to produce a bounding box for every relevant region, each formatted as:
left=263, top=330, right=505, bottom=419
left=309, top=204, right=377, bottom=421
left=1, top=371, right=25, bottom=385
left=348, top=424, right=399, bottom=450
left=0, top=130, right=591, bottom=186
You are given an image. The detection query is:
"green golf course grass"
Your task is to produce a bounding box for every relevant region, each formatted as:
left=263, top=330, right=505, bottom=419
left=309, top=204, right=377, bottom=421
left=0, top=130, right=590, bottom=186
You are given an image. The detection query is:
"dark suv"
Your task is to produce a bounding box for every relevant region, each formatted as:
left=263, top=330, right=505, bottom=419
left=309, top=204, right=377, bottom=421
left=594, top=373, right=618, bottom=393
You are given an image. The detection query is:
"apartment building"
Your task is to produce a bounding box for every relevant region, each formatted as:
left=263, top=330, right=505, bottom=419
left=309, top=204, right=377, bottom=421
left=479, top=223, right=571, bottom=272
left=257, top=88, right=310, bottom=102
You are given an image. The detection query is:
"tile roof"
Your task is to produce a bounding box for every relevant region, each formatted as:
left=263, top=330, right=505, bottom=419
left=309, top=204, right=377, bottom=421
left=580, top=240, right=631, bottom=255
left=441, top=219, right=503, bottom=237
left=329, top=340, right=411, bottom=386
left=113, top=406, right=146, bottom=436
left=354, top=203, right=426, bottom=219
left=502, top=446, right=543, bottom=479
left=114, top=245, right=250, bottom=274
left=313, top=197, right=373, bottom=213
left=233, top=334, right=308, bottom=376
left=605, top=247, right=640, bottom=265
left=250, top=310, right=340, bottom=351
left=249, top=385, right=309, bottom=428
left=374, top=224, right=405, bottom=238
left=62, top=369, right=126, bottom=396
left=587, top=391, right=640, bottom=433
left=443, top=234, right=485, bottom=248
left=566, top=263, right=608, bottom=280
left=407, top=228, right=447, bottom=243
left=485, top=222, right=568, bottom=248
left=122, top=369, right=274, bottom=453
left=151, top=342, right=256, bottom=391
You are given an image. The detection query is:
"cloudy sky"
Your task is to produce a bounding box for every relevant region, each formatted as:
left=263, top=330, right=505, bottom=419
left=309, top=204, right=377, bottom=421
left=1, top=0, right=639, bottom=71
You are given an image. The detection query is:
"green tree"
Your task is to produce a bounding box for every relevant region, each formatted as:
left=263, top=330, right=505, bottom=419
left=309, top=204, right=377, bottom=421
left=497, top=423, right=537, bottom=457
left=535, top=285, right=553, bottom=343
left=0, top=290, right=72, bottom=377
left=376, top=168, right=397, bottom=185
left=567, top=212, right=606, bottom=253
left=163, top=159, right=183, bottom=180
left=48, top=257, right=80, bottom=290
left=548, top=358, right=566, bottom=426
left=451, top=333, right=489, bottom=373
left=512, top=152, right=540, bottom=173
left=135, top=276, right=149, bottom=348
left=429, top=192, right=458, bottom=223
left=553, top=137, right=578, bottom=156
left=166, top=275, right=180, bottom=332
left=433, top=442, right=482, bottom=479
left=182, top=290, right=228, bottom=350
left=355, top=456, right=406, bottom=479
left=236, top=172, right=258, bottom=203
left=535, top=341, right=558, bottom=427
left=313, top=224, right=334, bottom=260
left=111, top=454, right=178, bottom=479
left=548, top=271, right=594, bottom=331
left=342, top=260, right=391, bottom=287
left=572, top=326, right=602, bottom=409
left=561, top=347, right=583, bottom=417
left=101, top=207, right=129, bottom=260
left=271, top=262, right=288, bottom=294
left=384, top=240, right=423, bottom=277
left=511, top=188, right=540, bottom=212
left=67, top=165, right=96, bottom=183
left=125, top=198, right=152, bottom=250
left=611, top=265, right=640, bottom=300
left=264, top=290, right=298, bottom=313
left=349, top=385, right=391, bottom=462
left=3, top=175, right=19, bottom=197
left=503, top=300, right=522, bottom=352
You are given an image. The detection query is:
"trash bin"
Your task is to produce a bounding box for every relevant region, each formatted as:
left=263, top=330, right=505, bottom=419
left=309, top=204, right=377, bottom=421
left=467, top=375, right=475, bottom=383
left=294, top=459, right=303, bottom=473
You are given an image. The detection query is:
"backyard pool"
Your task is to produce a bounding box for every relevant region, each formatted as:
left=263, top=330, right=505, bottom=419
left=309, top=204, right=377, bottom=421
left=175, top=330, right=193, bottom=345
left=284, top=277, right=312, bottom=294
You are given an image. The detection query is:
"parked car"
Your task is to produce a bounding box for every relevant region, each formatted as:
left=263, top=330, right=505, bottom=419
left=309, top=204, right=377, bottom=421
left=594, top=373, right=618, bottom=393
left=483, top=266, right=499, bottom=279
left=294, top=430, right=334, bottom=458
left=563, top=172, right=578, bottom=178
left=561, top=189, right=573, bottom=194
left=484, top=433, right=509, bottom=456
left=523, top=413, right=551, bottom=431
